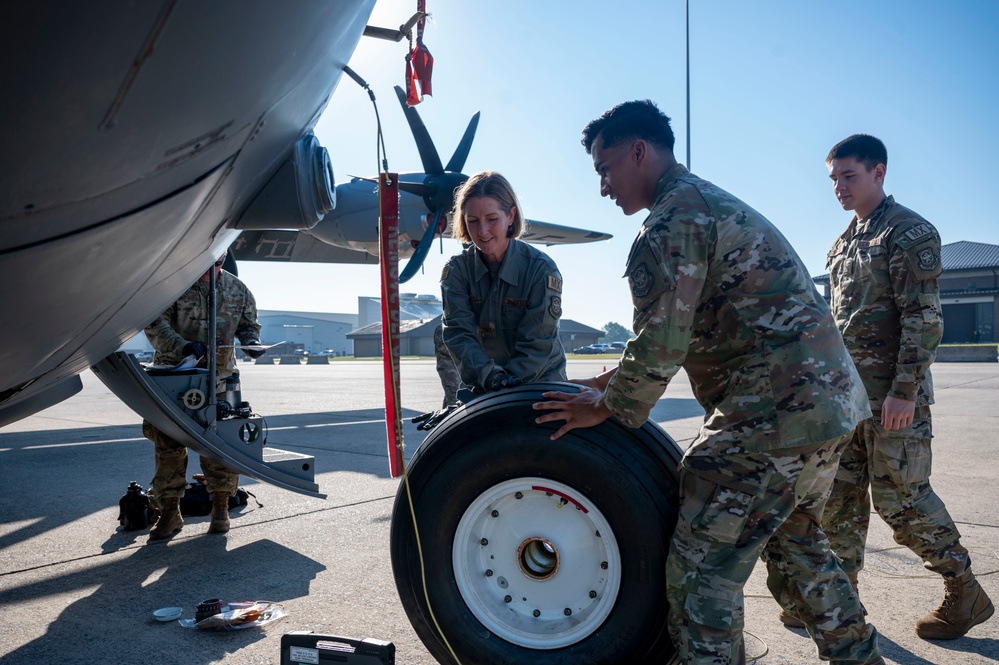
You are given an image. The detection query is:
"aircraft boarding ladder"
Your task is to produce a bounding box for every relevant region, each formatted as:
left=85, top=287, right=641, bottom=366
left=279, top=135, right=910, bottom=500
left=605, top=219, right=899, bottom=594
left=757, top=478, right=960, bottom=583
left=92, top=352, right=323, bottom=498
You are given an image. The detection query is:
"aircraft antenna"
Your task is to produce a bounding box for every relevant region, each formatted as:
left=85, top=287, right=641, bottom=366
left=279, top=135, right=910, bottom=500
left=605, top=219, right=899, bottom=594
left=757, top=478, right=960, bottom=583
left=342, top=65, right=392, bottom=176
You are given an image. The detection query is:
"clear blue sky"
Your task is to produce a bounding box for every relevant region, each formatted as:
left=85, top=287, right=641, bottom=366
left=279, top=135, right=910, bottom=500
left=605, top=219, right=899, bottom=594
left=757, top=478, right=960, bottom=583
left=239, top=0, right=999, bottom=333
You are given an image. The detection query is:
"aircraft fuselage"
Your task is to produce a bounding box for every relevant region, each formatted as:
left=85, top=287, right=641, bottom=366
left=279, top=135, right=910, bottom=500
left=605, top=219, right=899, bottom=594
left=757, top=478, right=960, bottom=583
left=0, top=1, right=376, bottom=425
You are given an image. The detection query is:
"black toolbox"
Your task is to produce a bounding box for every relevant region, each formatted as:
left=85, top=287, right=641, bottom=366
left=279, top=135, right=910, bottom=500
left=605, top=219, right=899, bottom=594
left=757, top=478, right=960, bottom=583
left=280, top=632, right=395, bottom=665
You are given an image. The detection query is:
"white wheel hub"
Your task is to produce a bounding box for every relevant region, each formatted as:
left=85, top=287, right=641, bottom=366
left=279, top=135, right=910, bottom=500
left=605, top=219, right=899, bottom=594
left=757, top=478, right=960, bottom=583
left=452, top=477, right=621, bottom=649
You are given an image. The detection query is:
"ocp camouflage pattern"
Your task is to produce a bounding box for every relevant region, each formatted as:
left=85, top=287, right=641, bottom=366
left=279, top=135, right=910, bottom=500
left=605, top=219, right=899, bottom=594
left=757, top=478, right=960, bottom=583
left=826, top=195, right=943, bottom=408
left=670, top=435, right=880, bottom=663
left=145, top=269, right=261, bottom=385
left=605, top=164, right=871, bottom=453
left=143, top=420, right=238, bottom=501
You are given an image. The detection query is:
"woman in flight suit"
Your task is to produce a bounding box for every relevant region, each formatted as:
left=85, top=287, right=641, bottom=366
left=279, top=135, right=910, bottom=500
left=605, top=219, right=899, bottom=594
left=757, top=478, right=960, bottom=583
left=440, top=171, right=566, bottom=394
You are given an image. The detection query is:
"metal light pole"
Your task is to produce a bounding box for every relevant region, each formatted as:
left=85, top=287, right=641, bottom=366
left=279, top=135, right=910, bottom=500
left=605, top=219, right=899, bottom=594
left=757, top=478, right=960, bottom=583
left=686, top=0, right=691, bottom=169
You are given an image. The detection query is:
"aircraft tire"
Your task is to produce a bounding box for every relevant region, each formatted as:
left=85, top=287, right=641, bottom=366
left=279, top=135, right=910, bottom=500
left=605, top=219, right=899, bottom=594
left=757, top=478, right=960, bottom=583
left=390, top=383, right=681, bottom=665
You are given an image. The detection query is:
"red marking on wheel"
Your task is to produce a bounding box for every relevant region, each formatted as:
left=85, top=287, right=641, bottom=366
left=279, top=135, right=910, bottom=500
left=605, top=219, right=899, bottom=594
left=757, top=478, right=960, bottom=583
left=532, top=485, right=588, bottom=513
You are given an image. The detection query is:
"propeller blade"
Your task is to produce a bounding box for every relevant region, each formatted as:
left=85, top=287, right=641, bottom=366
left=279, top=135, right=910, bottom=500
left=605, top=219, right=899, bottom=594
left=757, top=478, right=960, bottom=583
left=399, top=208, right=445, bottom=283
left=444, top=111, right=480, bottom=173
left=348, top=174, right=435, bottom=198
left=397, top=181, right=437, bottom=198
left=394, top=85, right=443, bottom=175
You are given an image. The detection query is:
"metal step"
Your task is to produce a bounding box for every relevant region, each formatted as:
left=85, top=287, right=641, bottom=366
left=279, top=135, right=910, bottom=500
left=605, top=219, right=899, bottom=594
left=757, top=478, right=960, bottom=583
left=92, top=351, right=324, bottom=498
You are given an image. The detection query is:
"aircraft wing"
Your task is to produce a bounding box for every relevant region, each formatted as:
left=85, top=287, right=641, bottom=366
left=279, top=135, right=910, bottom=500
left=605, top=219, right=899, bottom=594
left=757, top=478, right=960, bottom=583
left=521, top=219, right=613, bottom=246
left=229, top=230, right=378, bottom=264
left=230, top=215, right=613, bottom=266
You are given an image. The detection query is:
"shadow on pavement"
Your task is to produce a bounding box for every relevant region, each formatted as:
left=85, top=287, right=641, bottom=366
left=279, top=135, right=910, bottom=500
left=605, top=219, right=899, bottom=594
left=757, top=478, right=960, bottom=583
left=0, top=538, right=324, bottom=664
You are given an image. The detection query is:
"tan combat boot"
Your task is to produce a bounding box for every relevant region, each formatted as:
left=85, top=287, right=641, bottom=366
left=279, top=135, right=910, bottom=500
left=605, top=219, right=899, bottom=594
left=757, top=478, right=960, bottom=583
left=779, top=571, right=861, bottom=629
left=207, top=493, right=231, bottom=534
left=148, top=497, right=183, bottom=540
left=915, top=571, right=995, bottom=639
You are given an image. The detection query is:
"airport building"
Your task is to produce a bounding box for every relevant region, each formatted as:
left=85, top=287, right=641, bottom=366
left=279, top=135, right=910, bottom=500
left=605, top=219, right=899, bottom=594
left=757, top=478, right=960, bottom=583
left=121, top=291, right=606, bottom=358
left=347, top=315, right=604, bottom=358
left=257, top=310, right=356, bottom=356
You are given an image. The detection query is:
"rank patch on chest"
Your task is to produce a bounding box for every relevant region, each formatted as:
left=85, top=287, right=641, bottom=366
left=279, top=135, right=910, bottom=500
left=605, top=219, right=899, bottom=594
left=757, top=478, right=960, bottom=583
left=629, top=262, right=654, bottom=298
left=917, top=247, right=939, bottom=271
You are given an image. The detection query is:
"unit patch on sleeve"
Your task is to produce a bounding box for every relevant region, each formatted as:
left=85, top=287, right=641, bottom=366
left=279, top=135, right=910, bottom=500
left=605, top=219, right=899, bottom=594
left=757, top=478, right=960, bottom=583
left=917, top=247, right=940, bottom=272
left=629, top=262, right=654, bottom=299
left=549, top=296, right=562, bottom=319
left=547, top=274, right=563, bottom=294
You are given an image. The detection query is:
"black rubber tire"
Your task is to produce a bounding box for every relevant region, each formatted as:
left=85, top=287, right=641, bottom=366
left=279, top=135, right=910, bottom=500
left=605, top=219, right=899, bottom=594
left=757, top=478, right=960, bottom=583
left=391, top=383, right=682, bottom=665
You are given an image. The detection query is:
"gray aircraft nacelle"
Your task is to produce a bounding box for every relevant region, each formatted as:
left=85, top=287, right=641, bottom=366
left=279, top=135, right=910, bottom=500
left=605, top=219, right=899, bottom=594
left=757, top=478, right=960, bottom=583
left=309, top=175, right=441, bottom=253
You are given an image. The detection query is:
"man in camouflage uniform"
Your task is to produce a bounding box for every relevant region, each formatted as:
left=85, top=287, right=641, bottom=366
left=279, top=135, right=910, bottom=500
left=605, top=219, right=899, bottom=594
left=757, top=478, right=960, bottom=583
left=534, top=101, right=884, bottom=664
left=143, top=252, right=263, bottom=539
left=433, top=322, right=461, bottom=407
left=813, top=134, right=993, bottom=639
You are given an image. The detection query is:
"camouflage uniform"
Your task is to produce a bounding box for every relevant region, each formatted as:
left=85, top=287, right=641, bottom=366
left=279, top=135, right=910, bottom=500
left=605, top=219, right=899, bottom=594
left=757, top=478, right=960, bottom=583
left=606, top=164, right=880, bottom=663
left=441, top=238, right=567, bottom=391
left=823, top=196, right=968, bottom=579
left=143, top=270, right=261, bottom=503
left=433, top=323, right=461, bottom=407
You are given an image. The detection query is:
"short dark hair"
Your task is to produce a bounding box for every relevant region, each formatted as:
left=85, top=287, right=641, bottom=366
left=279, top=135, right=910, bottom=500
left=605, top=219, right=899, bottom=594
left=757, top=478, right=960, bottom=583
left=581, top=100, right=676, bottom=154
left=826, top=134, right=887, bottom=171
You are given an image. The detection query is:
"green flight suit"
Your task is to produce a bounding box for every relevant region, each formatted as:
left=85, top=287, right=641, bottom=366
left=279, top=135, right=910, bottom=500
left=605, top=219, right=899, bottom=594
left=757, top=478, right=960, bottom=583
left=441, top=238, right=566, bottom=391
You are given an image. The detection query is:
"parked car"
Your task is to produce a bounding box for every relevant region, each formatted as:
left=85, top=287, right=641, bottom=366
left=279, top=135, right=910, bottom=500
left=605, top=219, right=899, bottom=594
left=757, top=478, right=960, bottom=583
left=610, top=341, right=627, bottom=350
left=573, top=344, right=613, bottom=354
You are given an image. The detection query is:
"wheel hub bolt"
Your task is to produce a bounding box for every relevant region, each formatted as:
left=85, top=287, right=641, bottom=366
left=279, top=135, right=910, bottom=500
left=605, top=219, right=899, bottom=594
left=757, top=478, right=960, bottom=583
left=504, top=595, right=512, bottom=603
left=533, top=609, right=541, bottom=618
left=485, top=569, right=493, bottom=577
left=601, top=561, right=608, bottom=569
left=491, top=510, right=499, bottom=517
left=480, top=538, right=488, bottom=546
left=589, top=590, right=597, bottom=598
left=564, top=608, right=572, bottom=616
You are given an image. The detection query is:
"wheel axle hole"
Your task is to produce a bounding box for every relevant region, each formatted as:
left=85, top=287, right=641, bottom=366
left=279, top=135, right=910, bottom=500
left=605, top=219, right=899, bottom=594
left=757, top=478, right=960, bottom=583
left=519, top=538, right=559, bottom=580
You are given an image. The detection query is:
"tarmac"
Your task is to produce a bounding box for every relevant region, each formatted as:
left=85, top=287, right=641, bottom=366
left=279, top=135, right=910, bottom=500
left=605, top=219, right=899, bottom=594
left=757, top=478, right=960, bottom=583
left=0, top=358, right=996, bottom=664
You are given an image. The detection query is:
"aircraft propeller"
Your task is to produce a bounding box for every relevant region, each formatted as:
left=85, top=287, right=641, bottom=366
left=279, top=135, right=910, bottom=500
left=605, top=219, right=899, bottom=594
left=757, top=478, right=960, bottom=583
left=388, top=84, right=480, bottom=282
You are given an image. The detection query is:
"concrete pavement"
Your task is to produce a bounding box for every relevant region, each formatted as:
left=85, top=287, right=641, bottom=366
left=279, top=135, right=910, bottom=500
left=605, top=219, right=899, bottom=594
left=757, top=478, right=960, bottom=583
left=0, top=359, right=996, bottom=664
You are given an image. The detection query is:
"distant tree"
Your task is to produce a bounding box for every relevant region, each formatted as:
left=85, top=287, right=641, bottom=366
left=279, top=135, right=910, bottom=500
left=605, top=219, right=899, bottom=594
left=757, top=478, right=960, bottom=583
left=601, top=321, right=633, bottom=343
